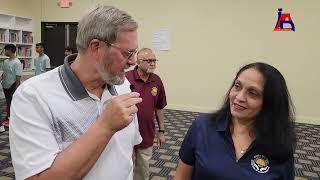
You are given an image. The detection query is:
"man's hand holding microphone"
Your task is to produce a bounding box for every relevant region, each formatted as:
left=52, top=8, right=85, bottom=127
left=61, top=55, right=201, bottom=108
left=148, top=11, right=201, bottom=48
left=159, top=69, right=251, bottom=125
left=97, top=85, right=141, bottom=134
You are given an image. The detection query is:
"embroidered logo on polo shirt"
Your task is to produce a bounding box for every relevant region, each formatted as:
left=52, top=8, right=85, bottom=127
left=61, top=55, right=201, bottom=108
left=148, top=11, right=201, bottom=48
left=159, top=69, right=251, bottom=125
left=251, top=154, right=270, bottom=173
left=151, top=87, right=158, bottom=96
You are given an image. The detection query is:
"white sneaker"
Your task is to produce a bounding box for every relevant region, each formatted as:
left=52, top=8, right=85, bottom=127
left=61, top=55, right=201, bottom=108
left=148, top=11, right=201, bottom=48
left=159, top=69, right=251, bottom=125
left=0, top=125, right=5, bottom=132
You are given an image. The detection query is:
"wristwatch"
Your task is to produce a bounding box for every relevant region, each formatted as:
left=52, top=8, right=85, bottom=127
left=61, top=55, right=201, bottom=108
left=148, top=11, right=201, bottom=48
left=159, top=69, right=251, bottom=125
left=158, top=129, right=165, bottom=133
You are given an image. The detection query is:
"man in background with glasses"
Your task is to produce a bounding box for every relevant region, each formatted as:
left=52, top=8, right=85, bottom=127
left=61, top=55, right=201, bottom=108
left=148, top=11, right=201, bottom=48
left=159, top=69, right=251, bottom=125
left=126, top=48, right=167, bottom=180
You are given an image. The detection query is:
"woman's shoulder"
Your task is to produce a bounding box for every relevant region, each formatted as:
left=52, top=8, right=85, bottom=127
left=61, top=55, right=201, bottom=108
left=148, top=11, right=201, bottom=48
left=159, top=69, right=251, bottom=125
left=193, top=114, right=210, bottom=125
left=192, top=113, right=220, bottom=129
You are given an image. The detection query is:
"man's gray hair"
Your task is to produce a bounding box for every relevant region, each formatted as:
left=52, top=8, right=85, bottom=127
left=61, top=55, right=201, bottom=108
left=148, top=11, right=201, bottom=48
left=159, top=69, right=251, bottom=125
left=76, top=5, right=138, bottom=53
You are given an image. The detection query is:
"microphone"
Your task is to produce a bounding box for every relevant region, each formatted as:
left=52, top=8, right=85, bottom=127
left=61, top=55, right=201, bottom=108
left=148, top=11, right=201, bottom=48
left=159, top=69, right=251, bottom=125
left=130, top=84, right=135, bottom=92
left=129, top=84, right=137, bottom=118
left=107, top=84, right=118, bottom=96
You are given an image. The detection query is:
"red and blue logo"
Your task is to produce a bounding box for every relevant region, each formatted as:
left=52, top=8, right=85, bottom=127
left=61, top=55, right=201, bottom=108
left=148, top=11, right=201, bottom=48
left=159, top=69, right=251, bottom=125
left=274, top=8, right=295, bottom=31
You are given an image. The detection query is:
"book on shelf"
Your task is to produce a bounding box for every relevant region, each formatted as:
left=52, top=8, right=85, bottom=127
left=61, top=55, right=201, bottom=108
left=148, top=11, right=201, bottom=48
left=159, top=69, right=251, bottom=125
left=0, top=32, right=5, bottom=42
left=17, top=46, right=32, bottom=57
left=22, top=32, right=33, bottom=44
left=10, top=32, right=19, bottom=43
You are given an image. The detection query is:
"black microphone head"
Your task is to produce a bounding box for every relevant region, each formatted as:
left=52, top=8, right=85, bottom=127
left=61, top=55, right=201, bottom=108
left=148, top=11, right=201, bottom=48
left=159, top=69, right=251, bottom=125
left=107, top=84, right=118, bottom=96
left=130, top=84, right=135, bottom=92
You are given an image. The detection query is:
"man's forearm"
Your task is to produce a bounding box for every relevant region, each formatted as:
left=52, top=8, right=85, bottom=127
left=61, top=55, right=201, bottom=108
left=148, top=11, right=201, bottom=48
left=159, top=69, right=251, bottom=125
left=27, top=120, right=115, bottom=180
left=15, top=76, right=21, bottom=87
left=156, top=109, right=165, bottom=130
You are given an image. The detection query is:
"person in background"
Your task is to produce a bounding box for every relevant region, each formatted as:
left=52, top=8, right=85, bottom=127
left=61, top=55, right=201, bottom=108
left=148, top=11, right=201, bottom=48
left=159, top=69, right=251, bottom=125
left=64, top=46, right=74, bottom=57
left=32, top=42, right=51, bottom=75
left=174, top=62, right=296, bottom=180
left=0, top=48, right=6, bottom=132
left=9, top=5, right=142, bottom=180
left=1, top=44, right=22, bottom=127
left=0, top=81, right=6, bottom=132
left=126, top=48, right=167, bottom=180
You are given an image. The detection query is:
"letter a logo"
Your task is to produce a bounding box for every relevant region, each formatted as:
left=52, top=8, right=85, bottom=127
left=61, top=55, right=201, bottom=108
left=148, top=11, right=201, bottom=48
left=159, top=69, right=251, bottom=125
left=274, top=8, right=295, bottom=31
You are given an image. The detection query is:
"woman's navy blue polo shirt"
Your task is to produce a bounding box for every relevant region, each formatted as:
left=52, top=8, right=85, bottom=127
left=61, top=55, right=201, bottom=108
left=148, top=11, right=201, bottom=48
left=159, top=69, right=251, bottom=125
left=179, top=114, right=294, bottom=180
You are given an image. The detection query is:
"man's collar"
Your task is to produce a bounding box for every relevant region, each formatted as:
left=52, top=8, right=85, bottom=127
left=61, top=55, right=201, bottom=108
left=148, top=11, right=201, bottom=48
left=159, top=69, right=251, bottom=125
left=8, top=56, right=16, bottom=60
left=58, top=54, right=89, bottom=101
left=133, top=66, right=155, bottom=83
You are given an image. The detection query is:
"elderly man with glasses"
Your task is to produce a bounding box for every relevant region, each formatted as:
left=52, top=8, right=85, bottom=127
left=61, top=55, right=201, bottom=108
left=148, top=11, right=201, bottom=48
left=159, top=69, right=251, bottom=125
left=126, top=48, right=167, bottom=180
left=9, top=5, right=142, bottom=180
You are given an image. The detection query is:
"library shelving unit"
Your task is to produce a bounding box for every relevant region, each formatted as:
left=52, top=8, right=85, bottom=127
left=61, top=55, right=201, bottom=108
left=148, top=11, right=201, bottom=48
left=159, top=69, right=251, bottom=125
left=0, top=13, right=33, bottom=70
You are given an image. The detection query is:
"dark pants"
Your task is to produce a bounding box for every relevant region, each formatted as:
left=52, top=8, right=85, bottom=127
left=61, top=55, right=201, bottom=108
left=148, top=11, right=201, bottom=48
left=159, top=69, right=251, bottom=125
left=3, top=83, right=16, bottom=118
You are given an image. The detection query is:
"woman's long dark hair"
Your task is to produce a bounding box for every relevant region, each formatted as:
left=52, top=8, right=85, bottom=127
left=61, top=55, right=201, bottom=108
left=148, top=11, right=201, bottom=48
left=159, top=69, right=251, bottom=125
left=212, top=62, right=296, bottom=161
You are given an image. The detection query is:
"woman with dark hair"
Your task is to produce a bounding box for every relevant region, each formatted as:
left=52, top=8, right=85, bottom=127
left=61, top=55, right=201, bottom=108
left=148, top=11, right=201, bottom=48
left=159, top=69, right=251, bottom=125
left=174, top=62, right=296, bottom=180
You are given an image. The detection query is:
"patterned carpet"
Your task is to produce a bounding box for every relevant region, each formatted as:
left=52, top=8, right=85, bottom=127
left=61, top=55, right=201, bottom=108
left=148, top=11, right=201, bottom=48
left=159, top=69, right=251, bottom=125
left=0, top=109, right=319, bottom=179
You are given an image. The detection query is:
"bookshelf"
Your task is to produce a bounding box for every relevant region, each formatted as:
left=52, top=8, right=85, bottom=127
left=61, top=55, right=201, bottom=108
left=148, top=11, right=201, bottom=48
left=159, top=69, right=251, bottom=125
left=0, top=14, right=33, bottom=70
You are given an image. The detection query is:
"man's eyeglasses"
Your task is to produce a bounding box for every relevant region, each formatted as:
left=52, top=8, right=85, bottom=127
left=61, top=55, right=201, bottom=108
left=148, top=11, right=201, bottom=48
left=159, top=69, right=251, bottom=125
left=139, top=59, right=158, bottom=64
left=104, top=41, right=137, bottom=60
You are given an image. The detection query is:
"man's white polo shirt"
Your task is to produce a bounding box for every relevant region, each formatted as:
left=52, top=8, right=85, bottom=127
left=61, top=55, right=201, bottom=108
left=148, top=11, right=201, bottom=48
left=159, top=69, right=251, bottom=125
left=9, top=54, right=142, bottom=180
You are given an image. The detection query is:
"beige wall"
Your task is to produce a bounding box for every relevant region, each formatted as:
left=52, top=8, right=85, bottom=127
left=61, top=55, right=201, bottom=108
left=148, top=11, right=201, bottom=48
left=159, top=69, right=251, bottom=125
left=3, top=0, right=320, bottom=124
left=41, top=0, right=91, bottom=22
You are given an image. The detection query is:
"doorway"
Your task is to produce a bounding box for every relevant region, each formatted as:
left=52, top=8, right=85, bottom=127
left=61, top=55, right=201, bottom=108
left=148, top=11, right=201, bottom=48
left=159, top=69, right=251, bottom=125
left=41, top=22, right=78, bottom=68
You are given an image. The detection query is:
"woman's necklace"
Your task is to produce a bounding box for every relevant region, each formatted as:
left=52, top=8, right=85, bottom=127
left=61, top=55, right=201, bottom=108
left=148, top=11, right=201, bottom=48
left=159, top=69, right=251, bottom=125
left=240, top=149, right=246, bottom=154
left=232, top=134, right=249, bottom=154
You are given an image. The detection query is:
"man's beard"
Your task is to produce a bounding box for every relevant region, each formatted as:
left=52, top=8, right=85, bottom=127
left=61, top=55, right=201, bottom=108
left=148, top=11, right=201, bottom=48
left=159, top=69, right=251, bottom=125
left=146, top=67, right=155, bottom=74
left=96, top=60, right=127, bottom=85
